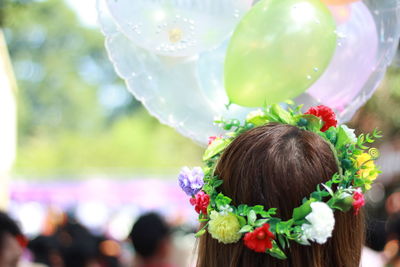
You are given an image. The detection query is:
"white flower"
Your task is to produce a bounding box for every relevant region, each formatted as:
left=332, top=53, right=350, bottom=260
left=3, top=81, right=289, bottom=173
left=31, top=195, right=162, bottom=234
left=341, top=125, right=357, bottom=144
left=301, top=202, right=335, bottom=244
left=219, top=205, right=233, bottom=215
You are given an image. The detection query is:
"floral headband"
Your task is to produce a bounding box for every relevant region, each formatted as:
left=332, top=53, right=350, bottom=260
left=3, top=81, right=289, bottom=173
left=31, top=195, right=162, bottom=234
left=178, top=104, right=381, bottom=259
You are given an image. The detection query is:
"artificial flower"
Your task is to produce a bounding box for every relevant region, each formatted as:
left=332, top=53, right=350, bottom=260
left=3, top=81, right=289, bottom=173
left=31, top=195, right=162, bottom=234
left=208, top=211, right=242, bottom=244
left=178, top=167, right=204, bottom=196
left=305, top=105, right=337, bottom=132
left=219, top=204, right=233, bottom=215
left=243, top=223, right=275, bottom=253
left=355, top=153, right=378, bottom=189
left=301, top=202, right=335, bottom=244
left=190, top=191, right=210, bottom=215
left=352, top=189, right=365, bottom=215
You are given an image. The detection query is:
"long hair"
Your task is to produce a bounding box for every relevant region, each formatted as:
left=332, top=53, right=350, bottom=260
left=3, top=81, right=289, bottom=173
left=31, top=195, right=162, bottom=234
left=197, top=123, right=364, bottom=267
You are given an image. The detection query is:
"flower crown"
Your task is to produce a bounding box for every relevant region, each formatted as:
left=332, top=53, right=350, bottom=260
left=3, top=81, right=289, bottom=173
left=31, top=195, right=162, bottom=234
left=178, top=104, right=381, bottom=259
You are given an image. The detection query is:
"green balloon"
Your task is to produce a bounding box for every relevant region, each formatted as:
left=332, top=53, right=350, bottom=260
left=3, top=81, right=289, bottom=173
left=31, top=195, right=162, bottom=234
left=224, top=0, right=337, bottom=107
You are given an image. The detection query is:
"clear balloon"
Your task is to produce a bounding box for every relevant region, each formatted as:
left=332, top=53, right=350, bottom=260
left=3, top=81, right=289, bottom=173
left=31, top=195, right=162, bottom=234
left=198, top=0, right=400, bottom=121
left=98, top=0, right=400, bottom=145
left=336, top=0, right=400, bottom=120
left=105, top=0, right=253, bottom=57
left=308, top=2, right=378, bottom=114
left=224, top=0, right=337, bottom=107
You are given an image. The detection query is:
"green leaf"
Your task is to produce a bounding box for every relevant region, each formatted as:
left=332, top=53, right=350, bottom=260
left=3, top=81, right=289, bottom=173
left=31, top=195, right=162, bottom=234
left=372, top=129, right=383, bottom=138
left=254, top=219, right=269, bottom=227
left=248, top=210, right=257, bottom=225
left=203, top=138, right=231, bottom=161
left=336, top=125, right=357, bottom=149
left=252, top=205, right=264, bottom=214
left=239, top=225, right=253, bottom=234
left=331, top=196, right=353, bottom=212
left=246, top=111, right=269, bottom=126
left=260, top=208, right=277, bottom=218
left=237, top=215, right=247, bottom=227
left=277, top=234, right=287, bottom=249
left=275, top=220, right=293, bottom=235
left=267, top=218, right=282, bottom=233
left=300, top=114, right=323, bottom=132
left=195, top=229, right=207, bottom=237
left=213, top=179, right=223, bottom=188
left=321, top=183, right=334, bottom=197
left=271, top=104, right=295, bottom=124
left=237, top=204, right=251, bottom=216
left=296, top=237, right=310, bottom=246
left=292, top=200, right=313, bottom=221
left=324, top=127, right=338, bottom=145
left=267, top=242, right=287, bottom=260
left=215, top=193, right=232, bottom=209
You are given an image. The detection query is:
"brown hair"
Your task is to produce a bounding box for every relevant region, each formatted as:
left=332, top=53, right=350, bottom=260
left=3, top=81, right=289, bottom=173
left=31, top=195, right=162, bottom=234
left=197, top=123, right=364, bottom=267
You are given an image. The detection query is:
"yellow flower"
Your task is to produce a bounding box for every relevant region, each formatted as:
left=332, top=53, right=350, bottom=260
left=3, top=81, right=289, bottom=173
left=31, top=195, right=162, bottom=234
left=208, top=211, right=242, bottom=244
left=355, top=153, right=378, bottom=189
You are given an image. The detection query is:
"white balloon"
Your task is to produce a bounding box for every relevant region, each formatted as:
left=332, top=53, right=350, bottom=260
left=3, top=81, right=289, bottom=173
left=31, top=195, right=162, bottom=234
left=197, top=1, right=400, bottom=122
left=97, top=0, right=400, bottom=145
left=98, top=0, right=255, bottom=144
left=105, top=0, right=253, bottom=57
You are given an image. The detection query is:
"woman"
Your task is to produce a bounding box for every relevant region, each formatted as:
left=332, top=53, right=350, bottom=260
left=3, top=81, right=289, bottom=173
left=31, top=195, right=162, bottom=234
left=197, top=123, right=363, bottom=267
left=179, top=105, right=378, bottom=267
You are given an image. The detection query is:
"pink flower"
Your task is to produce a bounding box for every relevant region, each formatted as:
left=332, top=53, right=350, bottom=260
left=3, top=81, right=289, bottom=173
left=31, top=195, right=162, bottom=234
left=353, top=190, right=365, bottom=215
left=243, top=224, right=275, bottom=253
left=305, top=105, right=337, bottom=132
left=190, top=191, right=210, bottom=215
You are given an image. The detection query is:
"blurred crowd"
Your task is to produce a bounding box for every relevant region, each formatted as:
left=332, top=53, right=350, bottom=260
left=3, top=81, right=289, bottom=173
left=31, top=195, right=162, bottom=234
left=0, top=186, right=399, bottom=267
left=364, top=190, right=400, bottom=267
left=0, top=210, right=196, bottom=267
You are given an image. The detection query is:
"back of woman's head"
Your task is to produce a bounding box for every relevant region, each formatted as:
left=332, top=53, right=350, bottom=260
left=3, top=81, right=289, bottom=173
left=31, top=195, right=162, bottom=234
left=197, top=123, right=364, bottom=267
left=129, top=212, right=170, bottom=259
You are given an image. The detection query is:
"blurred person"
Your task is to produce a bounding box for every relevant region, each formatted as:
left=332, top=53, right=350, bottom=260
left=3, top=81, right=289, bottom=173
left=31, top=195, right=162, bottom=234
left=366, top=217, right=387, bottom=252
left=385, top=212, right=400, bottom=266
left=0, top=211, right=26, bottom=267
left=29, top=215, right=120, bottom=267
left=55, top=218, right=98, bottom=267
left=128, top=213, right=175, bottom=267
left=28, top=235, right=63, bottom=267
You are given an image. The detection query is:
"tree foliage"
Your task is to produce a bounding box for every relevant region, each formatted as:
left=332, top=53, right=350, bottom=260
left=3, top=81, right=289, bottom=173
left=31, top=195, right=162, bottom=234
left=3, top=0, right=202, bottom=177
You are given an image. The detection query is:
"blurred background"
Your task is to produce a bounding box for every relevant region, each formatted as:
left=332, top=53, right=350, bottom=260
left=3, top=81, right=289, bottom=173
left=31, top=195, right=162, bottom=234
left=0, top=0, right=399, bottom=266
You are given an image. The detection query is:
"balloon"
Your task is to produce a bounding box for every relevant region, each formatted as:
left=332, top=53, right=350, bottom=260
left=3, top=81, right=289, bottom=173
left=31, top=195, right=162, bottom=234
left=224, top=0, right=337, bottom=107
left=308, top=2, right=378, bottom=113
left=98, top=0, right=400, bottom=145
left=322, top=0, right=360, bottom=6
left=105, top=0, right=253, bottom=57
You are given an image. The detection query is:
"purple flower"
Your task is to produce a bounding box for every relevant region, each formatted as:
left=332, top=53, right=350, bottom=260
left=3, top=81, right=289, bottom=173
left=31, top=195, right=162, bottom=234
left=178, top=167, right=204, bottom=196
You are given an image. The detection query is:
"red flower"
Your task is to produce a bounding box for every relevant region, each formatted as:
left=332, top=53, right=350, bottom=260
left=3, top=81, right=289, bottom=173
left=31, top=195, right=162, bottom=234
left=305, top=105, right=337, bottom=132
left=244, top=224, right=275, bottom=253
left=190, top=191, right=210, bottom=215
left=208, top=136, right=217, bottom=145
left=353, top=190, right=365, bottom=215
